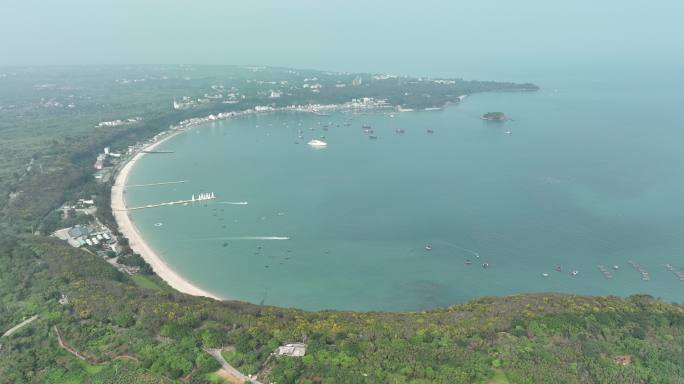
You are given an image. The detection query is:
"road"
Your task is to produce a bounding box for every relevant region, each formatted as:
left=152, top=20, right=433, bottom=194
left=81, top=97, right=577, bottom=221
left=203, top=347, right=263, bottom=384
left=1, top=315, right=38, bottom=338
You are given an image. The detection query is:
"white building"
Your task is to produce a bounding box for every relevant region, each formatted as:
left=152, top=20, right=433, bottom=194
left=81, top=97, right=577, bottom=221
left=275, top=343, right=307, bottom=357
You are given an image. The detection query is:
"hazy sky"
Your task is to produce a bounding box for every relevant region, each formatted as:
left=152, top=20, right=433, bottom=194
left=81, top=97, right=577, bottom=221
left=1, top=0, right=683, bottom=77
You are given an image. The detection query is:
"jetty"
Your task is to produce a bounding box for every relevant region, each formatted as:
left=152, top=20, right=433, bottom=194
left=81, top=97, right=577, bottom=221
left=122, top=192, right=216, bottom=211
left=628, top=260, right=650, bottom=281
left=142, top=150, right=175, bottom=154
left=664, top=264, right=684, bottom=281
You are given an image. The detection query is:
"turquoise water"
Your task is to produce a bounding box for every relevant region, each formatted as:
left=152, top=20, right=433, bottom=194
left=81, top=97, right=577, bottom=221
left=125, top=73, right=684, bottom=311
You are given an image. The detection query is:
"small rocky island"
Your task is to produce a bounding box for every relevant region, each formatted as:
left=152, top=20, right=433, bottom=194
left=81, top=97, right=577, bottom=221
left=481, top=112, right=507, bottom=121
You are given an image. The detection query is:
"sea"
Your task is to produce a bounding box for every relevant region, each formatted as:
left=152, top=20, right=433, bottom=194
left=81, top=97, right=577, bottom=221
left=124, top=68, right=684, bottom=311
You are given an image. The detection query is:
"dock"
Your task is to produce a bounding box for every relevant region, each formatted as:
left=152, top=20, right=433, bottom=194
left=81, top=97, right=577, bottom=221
left=628, top=260, right=650, bottom=281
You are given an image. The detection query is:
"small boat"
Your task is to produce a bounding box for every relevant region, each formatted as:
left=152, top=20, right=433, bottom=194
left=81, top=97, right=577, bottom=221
left=424, top=245, right=432, bottom=251
left=613, top=265, right=620, bottom=270
left=571, top=270, right=579, bottom=276
left=555, top=265, right=562, bottom=272
left=504, top=130, right=512, bottom=134
left=154, top=222, right=163, bottom=227
left=307, top=139, right=328, bottom=147
left=482, top=263, right=489, bottom=269
left=395, top=129, right=405, bottom=134
left=426, top=129, right=435, bottom=134
left=542, top=273, right=549, bottom=277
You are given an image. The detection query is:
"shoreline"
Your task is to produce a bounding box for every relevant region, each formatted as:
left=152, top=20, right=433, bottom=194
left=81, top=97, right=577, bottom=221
left=111, top=130, right=224, bottom=300
left=108, top=97, right=467, bottom=302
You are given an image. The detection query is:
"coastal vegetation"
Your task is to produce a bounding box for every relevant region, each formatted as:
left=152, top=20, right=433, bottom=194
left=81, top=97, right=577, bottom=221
left=2, top=66, right=684, bottom=383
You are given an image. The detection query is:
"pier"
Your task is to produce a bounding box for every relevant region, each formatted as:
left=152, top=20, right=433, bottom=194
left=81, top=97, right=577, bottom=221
left=121, top=192, right=216, bottom=211
left=126, top=180, right=187, bottom=188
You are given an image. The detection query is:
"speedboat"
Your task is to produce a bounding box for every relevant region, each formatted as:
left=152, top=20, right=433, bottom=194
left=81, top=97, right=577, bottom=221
left=307, top=139, right=327, bottom=147
left=424, top=245, right=432, bottom=251
left=571, top=270, right=579, bottom=276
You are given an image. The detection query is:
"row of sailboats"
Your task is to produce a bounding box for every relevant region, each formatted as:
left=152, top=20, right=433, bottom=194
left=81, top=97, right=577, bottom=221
left=191, top=192, right=216, bottom=202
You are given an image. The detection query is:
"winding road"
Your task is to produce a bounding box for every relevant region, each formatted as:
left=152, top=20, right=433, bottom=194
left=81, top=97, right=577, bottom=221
left=203, top=347, right=263, bottom=384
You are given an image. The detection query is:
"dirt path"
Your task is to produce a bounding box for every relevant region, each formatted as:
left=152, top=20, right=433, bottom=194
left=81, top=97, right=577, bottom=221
left=54, top=326, right=90, bottom=361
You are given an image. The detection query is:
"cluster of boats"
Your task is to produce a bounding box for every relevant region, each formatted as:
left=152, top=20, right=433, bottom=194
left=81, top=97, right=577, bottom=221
left=665, top=264, right=684, bottom=281
left=298, top=120, right=438, bottom=147
left=425, top=244, right=490, bottom=269
left=541, top=265, right=580, bottom=277
left=421, top=244, right=684, bottom=282
left=628, top=260, right=651, bottom=281
left=597, top=265, right=614, bottom=279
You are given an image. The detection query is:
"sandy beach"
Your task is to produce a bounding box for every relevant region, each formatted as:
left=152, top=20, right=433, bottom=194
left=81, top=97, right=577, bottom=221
left=111, top=131, right=223, bottom=300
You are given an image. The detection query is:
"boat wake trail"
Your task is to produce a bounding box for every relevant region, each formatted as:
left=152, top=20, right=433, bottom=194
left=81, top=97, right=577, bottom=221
left=217, top=201, right=249, bottom=205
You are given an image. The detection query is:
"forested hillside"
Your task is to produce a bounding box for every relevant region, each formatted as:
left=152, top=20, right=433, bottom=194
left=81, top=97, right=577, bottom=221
left=1, top=66, right=682, bottom=384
